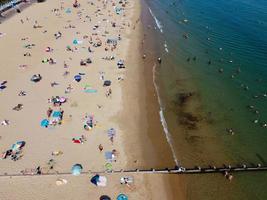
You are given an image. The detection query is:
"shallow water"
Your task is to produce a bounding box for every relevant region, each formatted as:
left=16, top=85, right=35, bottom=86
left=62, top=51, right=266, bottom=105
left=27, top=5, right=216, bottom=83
left=144, top=0, right=267, bottom=199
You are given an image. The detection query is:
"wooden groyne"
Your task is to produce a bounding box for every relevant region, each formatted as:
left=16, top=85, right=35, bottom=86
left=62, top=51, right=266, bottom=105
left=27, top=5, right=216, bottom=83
left=1, top=164, right=267, bottom=178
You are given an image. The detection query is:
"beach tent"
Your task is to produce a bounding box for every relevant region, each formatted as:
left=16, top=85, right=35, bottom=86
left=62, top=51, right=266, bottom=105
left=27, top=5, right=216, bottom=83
left=71, top=164, right=83, bottom=175
left=117, top=60, right=125, bottom=69
left=103, top=80, right=111, bottom=87
left=100, top=195, right=111, bottom=200
left=11, top=141, right=26, bottom=152
left=107, top=38, right=118, bottom=45
left=40, top=119, right=49, bottom=127
left=74, top=75, right=82, bottom=82
left=31, top=75, right=42, bottom=82
left=91, top=174, right=100, bottom=185
left=115, top=7, right=122, bottom=15
left=90, top=175, right=107, bottom=187
left=117, top=194, right=128, bottom=200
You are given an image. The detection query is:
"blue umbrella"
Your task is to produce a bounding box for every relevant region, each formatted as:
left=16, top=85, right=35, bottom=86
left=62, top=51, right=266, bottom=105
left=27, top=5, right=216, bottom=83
left=117, top=194, right=128, bottom=200
left=73, top=39, right=78, bottom=45
left=71, top=164, right=83, bottom=175
left=74, top=75, right=82, bottom=82
left=41, top=119, right=49, bottom=127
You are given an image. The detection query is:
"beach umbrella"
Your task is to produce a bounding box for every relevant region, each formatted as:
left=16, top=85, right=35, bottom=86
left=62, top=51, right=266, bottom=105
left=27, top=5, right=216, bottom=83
left=91, top=174, right=100, bottom=185
left=74, top=75, right=82, bottom=82
left=73, top=39, right=78, bottom=45
left=100, top=195, right=111, bottom=200
left=117, top=194, right=128, bottom=200
left=40, top=119, right=49, bottom=127
left=71, top=164, right=83, bottom=175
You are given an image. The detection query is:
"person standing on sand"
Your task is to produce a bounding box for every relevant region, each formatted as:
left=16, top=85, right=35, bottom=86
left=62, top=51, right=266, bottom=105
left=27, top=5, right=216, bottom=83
left=47, top=107, right=53, bottom=118
left=98, top=144, right=103, bottom=152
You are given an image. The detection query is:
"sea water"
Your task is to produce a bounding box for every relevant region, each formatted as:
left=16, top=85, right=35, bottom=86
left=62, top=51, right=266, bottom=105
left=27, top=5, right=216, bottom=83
left=144, top=0, right=267, bottom=199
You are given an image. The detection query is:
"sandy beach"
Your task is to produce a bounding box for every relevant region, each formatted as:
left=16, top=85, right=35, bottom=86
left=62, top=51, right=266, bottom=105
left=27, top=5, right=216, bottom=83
left=0, top=0, right=184, bottom=199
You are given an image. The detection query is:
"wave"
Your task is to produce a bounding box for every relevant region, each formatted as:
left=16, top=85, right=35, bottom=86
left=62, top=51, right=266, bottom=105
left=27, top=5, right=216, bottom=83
left=148, top=7, right=163, bottom=33
left=152, top=64, right=179, bottom=166
left=164, top=41, right=169, bottom=53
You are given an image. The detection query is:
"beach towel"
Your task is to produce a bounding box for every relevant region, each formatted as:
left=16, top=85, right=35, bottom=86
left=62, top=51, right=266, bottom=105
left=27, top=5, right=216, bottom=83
left=72, top=139, right=82, bottom=144
left=84, top=89, right=97, bottom=93
left=52, top=111, right=61, bottom=118
left=105, top=151, right=113, bottom=161
left=65, top=8, right=71, bottom=13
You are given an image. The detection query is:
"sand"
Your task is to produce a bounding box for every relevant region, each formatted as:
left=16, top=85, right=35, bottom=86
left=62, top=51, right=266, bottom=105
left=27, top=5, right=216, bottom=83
left=0, top=0, right=185, bottom=199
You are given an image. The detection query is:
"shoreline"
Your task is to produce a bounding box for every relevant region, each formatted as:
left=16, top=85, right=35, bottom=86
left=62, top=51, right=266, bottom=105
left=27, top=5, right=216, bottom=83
left=119, top=0, right=176, bottom=169
left=118, top=0, right=186, bottom=198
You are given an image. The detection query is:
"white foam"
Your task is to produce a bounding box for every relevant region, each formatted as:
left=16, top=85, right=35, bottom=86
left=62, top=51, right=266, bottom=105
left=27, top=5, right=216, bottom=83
left=164, top=41, right=169, bottom=53
left=148, top=7, right=163, bottom=33
left=152, top=64, right=179, bottom=166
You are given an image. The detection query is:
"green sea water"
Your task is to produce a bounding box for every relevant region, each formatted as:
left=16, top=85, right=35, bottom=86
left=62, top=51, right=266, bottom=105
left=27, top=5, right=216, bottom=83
left=143, top=0, right=267, bottom=199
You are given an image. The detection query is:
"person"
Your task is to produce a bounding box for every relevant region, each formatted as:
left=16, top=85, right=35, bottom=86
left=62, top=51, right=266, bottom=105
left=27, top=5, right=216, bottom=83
left=64, top=61, right=69, bottom=68
left=1, top=120, right=9, bottom=126
left=110, top=136, right=114, bottom=144
left=157, top=57, right=162, bottom=64
left=98, top=144, right=103, bottom=152
left=47, top=107, right=53, bottom=118
left=36, top=166, right=42, bottom=175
